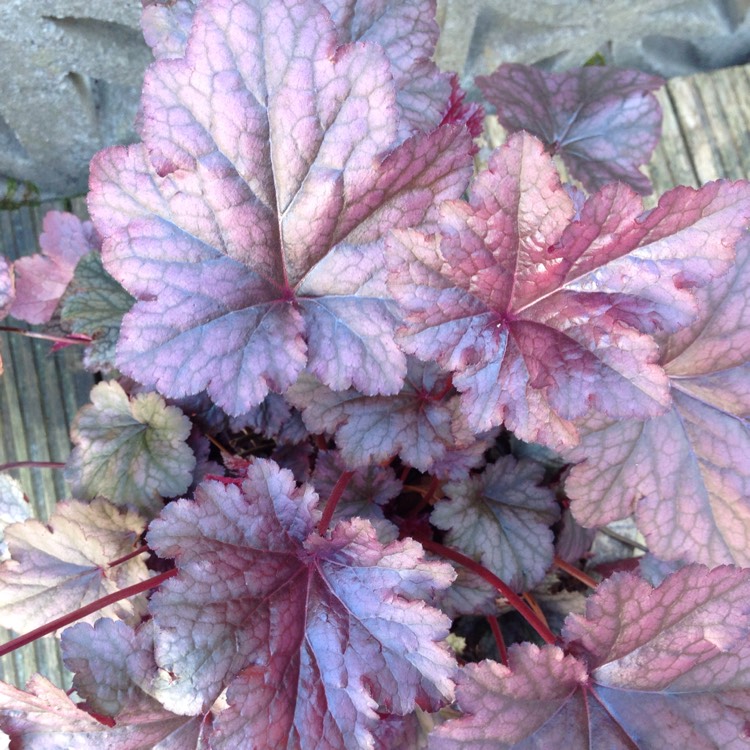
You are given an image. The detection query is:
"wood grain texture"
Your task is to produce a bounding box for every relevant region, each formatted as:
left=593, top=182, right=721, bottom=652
left=0, top=197, right=94, bottom=689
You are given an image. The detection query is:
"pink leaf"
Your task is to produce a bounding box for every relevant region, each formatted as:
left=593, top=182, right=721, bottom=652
left=287, top=358, right=478, bottom=471
left=146, top=458, right=456, bottom=748
left=0, top=256, right=13, bottom=320
left=431, top=456, right=560, bottom=592
left=90, top=0, right=473, bottom=415
left=431, top=566, right=750, bottom=749
left=10, top=211, right=97, bottom=324
left=0, top=499, right=151, bottom=634
left=564, top=237, right=750, bottom=565
left=477, top=63, right=664, bottom=194
left=0, top=673, right=211, bottom=749
left=388, top=132, right=750, bottom=449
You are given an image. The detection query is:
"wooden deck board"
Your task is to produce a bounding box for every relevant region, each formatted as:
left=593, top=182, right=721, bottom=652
left=1, top=62, right=750, bottom=689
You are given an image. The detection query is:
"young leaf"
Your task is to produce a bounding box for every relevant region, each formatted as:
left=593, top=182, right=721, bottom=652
left=476, top=63, right=664, bottom=194
left=146, top=459, right=456, bottom=748
left=0, top=499, right=151, bottom=633
left=0, top=475, right=30, bottom=561
left=65, top=381, right=196, bottom=516
left=388, top=131, right=750, bottom=449
left=89, top=0, right=473, bottom=416
left=60, top=251, right=135, bottom=374
left=431, top=566, right=750, bottom=748
left=564, top=237, right=750, bottom=566
left=288, top=359, right=477, bottom=471
left=10, top=211, right=97, bottom=325
left=431, top=456, right=560, bottom=592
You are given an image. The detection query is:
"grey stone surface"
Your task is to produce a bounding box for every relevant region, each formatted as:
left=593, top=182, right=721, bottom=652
left=436, top=0, right=750, bottom=90
left=2, top=0, right=750, bottom=201
left=0, top=0, right=150, bottom=201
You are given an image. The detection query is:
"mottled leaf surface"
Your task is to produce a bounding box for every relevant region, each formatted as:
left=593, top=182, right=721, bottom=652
left=61, top=619, right=213, bottom=746
left=10, top=211, right=96, bottom=324
left=61, top=252, right=135, bottom=373
left=431, top=456, right=559, bottom=592
left=0, top=499, right=150, bottom=633
left=431, top=566, right=750, bottom=749
left=477, top=63, right=664, bottom=194
left=0, top=256, right=12, bottom=320
left=288, top=358, right=476, bottom=471
left=564, top=238, right=750, bottom=565
left=0, top=475, right=29, bottom=561
left=0, top=673, right=210, bottom=750
left=90, top=0, right=472, bottom=415
left=65, top=381, right=196, bottom=515
left=141, top=0, right=197, bottom=59
left=146, top=459, right=456, bottom=748
left=388, top=132, right=750, bottom=449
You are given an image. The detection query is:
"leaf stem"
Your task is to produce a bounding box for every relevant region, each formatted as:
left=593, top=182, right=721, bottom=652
left=0, top=460, right=66, bottom=472
left=106, top=544, right=150, bottom=569
left=487, top=615, right=508, bottom=666
left=420, top=539, right=557, bottom=645
left=0, top=325, right=91, bottom=345
left=553, top=555, right=598, bottom=589
left=0, top=569, right=176, bottom=658
left=317, top=470, right=354, bottom=534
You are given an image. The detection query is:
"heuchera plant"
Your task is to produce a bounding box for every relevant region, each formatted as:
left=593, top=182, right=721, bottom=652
left=0, top=0, right=749, bottom=747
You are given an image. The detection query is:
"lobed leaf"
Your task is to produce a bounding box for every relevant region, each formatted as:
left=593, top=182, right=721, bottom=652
left=388, top=131, right=750, bottom=449
left=477, top=63, right=664, bottom=194
left=65, top=381, right=196, bottom=516
left=60, top=251, right=135, bottom=374
left=431, top=456, right=559, bottom=592
left=146, top=458, right=456, bottom=748
left=564, top=237, right=750, bottom=565
left=288, top=359, right=477, bottom=471
left=0, top=499, right=151, bottom=633
left=90, top=0, right=473, bottom=416
left=0, top=673, right=211, bottom=750
left=431, top=566, right=750, bottom=748
left=10, top=212, right=97, bottom=325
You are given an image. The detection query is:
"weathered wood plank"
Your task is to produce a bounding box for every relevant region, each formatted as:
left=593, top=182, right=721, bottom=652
left=0, top=200, right=95, bottom=689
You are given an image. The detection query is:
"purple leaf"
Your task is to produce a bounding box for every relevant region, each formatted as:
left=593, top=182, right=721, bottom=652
left=564, top=237, right=750, bottom=565
left=428, top=644, right=589, bottom=749
left=65, top=381, right=196, bottom=516
left=431, top=456, right=559, bottom=592
left=288, top=358, right=478, bottom=471
left=146, top=458, right=456, bottom=748
left=431, top=566, right=750, bottom=748
left=0, top=256, right=13, bottom=320
left=0, top=673, right=212, bottom=750
left=477, top=63, right=664, bottom=194
left=388, top=132, right=750, bottom=449
left=90, top=0, right=473, bottom=416
left=0, top=499, right=151, bottom=633
left=10, top=211, right=97, bottom=325
left=61, top=618, right=215, bottom=749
